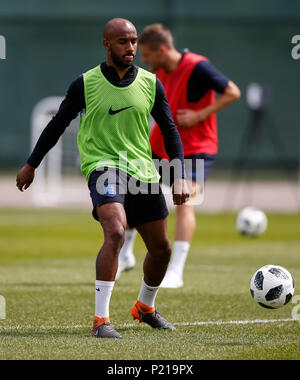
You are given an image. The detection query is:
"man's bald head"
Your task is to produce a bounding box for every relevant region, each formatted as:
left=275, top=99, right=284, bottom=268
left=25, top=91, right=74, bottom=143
left=103, top=18, right=138, bottom=71
left=104, top=18, right=136, bottom=41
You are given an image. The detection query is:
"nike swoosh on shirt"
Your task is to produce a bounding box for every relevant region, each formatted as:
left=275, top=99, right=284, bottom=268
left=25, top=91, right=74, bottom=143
left=109, top=106, right=133, bottom=115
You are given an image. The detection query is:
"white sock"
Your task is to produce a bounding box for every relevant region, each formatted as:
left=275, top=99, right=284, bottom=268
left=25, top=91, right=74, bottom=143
left=119, top=229, right=137, bottom=262
left=137, top=278, right=160, bottom=308
left=168, top=241, right=191, bottom=278
left=95, top=280, right=115, bottom=318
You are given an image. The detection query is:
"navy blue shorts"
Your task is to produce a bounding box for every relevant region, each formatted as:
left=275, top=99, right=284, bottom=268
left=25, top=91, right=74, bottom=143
left=88, top=168, right=169, bottom=228
left=152, top=153, right=216, bottom=186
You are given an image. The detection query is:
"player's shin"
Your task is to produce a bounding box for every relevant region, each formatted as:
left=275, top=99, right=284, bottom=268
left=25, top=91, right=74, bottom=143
left=160, top=241, right=191, bottom=289
left=116, top=228, right=137, bottom=279
left=94, top=280, right=115, bottom=321
left=137, top=278, right=160, bottom=308
left=92, top=280, right=122, bottom=338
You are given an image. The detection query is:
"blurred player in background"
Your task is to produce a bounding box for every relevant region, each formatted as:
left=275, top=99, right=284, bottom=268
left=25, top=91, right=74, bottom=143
left=16, top=18, right=189, bottom=338
left=117, top=23, right=240, bottom=288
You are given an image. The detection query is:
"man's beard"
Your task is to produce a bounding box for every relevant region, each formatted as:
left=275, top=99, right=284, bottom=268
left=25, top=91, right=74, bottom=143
left=110, top=48, right=134, bottom=69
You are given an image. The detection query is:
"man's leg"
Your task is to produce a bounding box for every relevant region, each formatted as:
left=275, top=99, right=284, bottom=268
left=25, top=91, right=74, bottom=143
left=175, top=202, right=196, bottom=242
left=162, top=155, right=215, bottom=288
left=115, top=227, right=137, bottom=280
left=131, top=218, right=176, bottom=330
left=96, top=203, right=127, bottom=281
left=138, top=217, right=172, bottom=286
left=160, top=181, right=200, bottom=288
left=92, top=202, right=127, bottom=339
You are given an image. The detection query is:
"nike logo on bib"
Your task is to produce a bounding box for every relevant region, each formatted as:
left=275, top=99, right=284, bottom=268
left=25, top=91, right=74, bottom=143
left=109, top=106, right=133, bottom=115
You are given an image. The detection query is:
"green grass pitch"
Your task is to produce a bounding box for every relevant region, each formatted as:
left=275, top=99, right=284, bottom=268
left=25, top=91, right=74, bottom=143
left=0, top=208, right=299, bottom=360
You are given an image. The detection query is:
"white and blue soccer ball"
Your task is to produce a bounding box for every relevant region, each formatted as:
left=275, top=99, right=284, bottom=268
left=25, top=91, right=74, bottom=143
left=236, top=207, right=268, bottom=237
left=250, top=265, right=295, bottom=309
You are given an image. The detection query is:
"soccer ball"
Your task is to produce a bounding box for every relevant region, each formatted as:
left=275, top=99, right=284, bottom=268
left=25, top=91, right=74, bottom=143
left=236, top=207, right=267, bottom=237
left=250, top=265, right=295, bottom=309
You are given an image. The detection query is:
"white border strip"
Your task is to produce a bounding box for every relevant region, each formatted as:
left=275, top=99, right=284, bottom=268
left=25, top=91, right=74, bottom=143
left=0, top=318, right=298, bottom=331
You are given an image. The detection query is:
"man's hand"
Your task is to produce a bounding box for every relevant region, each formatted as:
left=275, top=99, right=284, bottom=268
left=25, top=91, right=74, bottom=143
left=176, top=81, right=241, bottom=128
left=176, top=109, right=208, bottom=127
left=172, top=178, right=190, bottom=206
left=16, top=164, right=35, bottom=192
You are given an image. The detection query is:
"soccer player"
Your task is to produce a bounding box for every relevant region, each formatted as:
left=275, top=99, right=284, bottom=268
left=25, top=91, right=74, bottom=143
left=16, top=18, right=189, bottom=338
left=117, top=24, right=240, bottom=288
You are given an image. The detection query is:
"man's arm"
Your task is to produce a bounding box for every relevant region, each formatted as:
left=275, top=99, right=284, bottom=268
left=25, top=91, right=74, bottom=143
left=16, top=76, right=85, bottom=192
left=177, top=61, right=241, bottom=127
left=151, top=78, right=184, bottom=173
left=151, top=78, right=190, bottom=205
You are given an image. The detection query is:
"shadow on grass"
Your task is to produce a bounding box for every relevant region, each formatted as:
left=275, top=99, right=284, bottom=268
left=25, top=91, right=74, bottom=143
left=1, top=283, right=92, bottom=288
left=0, top=330, right=90, bottom=339
left=0, top=325, right=179, bottom=339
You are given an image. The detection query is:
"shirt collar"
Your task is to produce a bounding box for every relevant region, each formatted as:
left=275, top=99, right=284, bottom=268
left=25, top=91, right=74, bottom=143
left=100, top=62, right=137, bottom=86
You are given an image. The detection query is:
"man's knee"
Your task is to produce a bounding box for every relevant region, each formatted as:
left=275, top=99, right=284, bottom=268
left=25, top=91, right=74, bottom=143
left=176, top=202, right=194, bottom=214
left=105, top=224, right=125, bottom=252
left=150, top=238, right=172, bottom=263
left=96, top=203, right=127, bottom=252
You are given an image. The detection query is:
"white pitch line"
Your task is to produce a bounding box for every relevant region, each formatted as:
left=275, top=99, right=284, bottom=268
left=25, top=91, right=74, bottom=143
left=174, top=318, right=298, bottom=326
left=125, top=318, right=298, bottom=328
left=0, top=318, right=298, bottom=331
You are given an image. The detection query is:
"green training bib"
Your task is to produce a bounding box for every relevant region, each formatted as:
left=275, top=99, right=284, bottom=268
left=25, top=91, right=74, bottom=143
left=77, top=65, right=160, bottom=183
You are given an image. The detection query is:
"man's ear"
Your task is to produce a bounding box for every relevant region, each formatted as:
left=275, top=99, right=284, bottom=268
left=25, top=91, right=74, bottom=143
left=103, top=38, right=110, bottom=50
left=159, top=45, right=168, bottom=55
